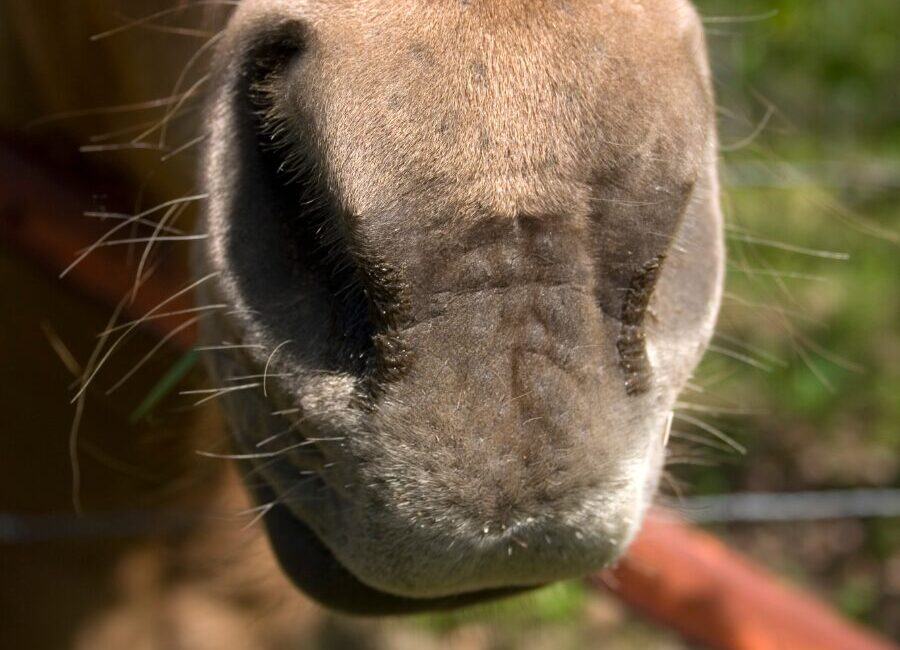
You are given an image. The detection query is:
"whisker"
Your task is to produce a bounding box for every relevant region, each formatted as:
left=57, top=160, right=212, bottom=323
left=225, top=373, right=291, bottom=382
left=670, top=430, right=739, bottom=454
left=264, top=340, right=294, bottom=397
left=673, top=413, right=746, bottom=455
left=794, top=333, right=866, bottom=373
left=793, top=337, right=836, bottom=394
left=69, top=297, right=130, bottom=513
left=181, top=382, right=260, bottom=406
left=62, top=194, right=208, bottom=278
left=126, top=22, right=215, bottom=38
left=714, top=332, right=788, bottom=368
left=80, top=142, right=167, bottom=153
left=726, top=231, right=850, bottom=260
left=88, top=119, right=159, bottom=143
left=105, top=315, right=209, bottom=395
left=99, top=304, right=228, bottom=337
left=239, top=478, right=318, bottom=529
left=134, top=74, right=209, bottom=144
left=159, top=31, right=226, bottom=146
left=74, top=234, right=207, bottom=251
left=90, top=1, right=239, bottom=41
left=160, top=134, right=208, bottom=162
left=197, top=439, right=340, bottom=460
left=196, top=343, right=266, bottom=352
left=720, top=104, right=774, bottom=152
left=675, top=401, right=759, bottom=417
left=721, top=292, right=818, bottom=322
left=272, top=408, right=301, bottom=416
left=28, top=95, right=185, bottom=127
left=41, top=322, right=82, bottom=377
left=702, top=10, right=779, bottom=25
left=132, top=202, right=191, bottom=301
left=706, top=344, right=773, bottom=372
left=728, top=263, right=830, bottom=283
left=84, top=213, right=184, bottom=235
left=70, top=272, right=219, bottom=403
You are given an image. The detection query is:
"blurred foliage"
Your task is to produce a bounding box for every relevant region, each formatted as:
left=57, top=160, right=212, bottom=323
left=699, top=0, right=900, bottom=149
left=676, top=0, right=900, bottom=636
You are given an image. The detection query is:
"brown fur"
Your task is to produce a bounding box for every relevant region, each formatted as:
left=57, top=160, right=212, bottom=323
left=200, top=0, right=722, bottom=607
left=2, top=0, right=724, bottom=642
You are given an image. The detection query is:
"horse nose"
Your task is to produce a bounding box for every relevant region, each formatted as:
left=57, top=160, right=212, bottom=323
left=341, top=488, right=641, bottom=600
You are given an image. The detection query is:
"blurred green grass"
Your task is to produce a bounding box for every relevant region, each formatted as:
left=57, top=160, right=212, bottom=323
left=675, top=0, right=900, bottom=635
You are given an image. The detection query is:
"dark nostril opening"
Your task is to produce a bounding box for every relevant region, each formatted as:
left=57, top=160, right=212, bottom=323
left=219, top=20, right=413, bottom=397
left=250, top=122, right=377, bottom=377
left=244, top=21, right=308, bottom=84
left=219, top=22, right=383, bottom=382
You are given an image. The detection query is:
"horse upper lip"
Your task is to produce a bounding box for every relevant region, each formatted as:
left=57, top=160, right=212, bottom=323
left=253, top=479, right=527, bottom=614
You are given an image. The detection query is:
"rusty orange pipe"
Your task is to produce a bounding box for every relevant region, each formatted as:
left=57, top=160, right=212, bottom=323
left=1, top=137, right=895, bottom=650
left=602, top=510, right=894, bottom=650
left=0, top=136, right=195, bottom=347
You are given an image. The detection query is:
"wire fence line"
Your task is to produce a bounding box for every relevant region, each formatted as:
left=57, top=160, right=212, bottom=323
left=666, top=489, right=900, bottom=523
left=723, top=160, right=900, bottom=190
left=2, top=489, right=898, bottom=543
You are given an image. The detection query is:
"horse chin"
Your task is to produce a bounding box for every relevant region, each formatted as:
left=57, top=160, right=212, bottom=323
left=252, top=480, right=529, bottom=615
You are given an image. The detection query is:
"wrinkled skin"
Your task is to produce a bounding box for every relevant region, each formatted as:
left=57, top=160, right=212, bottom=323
left=196, top=0, right=724, bottom=614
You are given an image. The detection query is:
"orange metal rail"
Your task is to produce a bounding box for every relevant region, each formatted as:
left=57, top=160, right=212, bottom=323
left=1, top=137, right=894, bottom=650
left=604, top=511, right=894, bottom=650
left=0, top=136, right=195, bottom=347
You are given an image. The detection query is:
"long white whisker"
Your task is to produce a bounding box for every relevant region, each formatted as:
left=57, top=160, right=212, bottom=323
left=264, top=340, right=293, bottom=397
left=196, top=343, right=266, bottom=352
left=706, top=344, right=772, bottom=372
left=181, top=382, right=260, bottom=406
left=159, top=31, right=226, bottom=146
left=702, top=10, right=779, bottom=24
left=160, top=134, right=208, bottom=162
left=84, top=213, right=184, bottom=235
left=90, top=1, right=239, bottom=41
left=71, top=273, right=219, bottom=403
left=134, top=74, right=209, bottom=144
left=99, top=304, right=228, bottom=337
left=726, top=231, right=850, bottom=260
left=61, top=194, right=208, bottom=278
left=80, top=142, right=166, bottom=153
left=673, top=412, right=746, bottom=454
left=197, top=438, right=339, bottom=460
left=75, top=234, right=208, bottom=251
left=105, top=315, right=209, bottom=395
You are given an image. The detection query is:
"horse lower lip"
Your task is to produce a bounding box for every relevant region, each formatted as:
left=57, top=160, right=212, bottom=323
left=252, top=481, right=527, bottom=614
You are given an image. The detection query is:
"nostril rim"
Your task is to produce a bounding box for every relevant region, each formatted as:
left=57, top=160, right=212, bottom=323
left=244, top=25, right=308, bottom=142
left=244, top=21, right=308, bottom=84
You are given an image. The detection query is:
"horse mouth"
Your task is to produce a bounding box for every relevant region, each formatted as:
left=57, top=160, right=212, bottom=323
left=252, top=480, right=529, bottom=615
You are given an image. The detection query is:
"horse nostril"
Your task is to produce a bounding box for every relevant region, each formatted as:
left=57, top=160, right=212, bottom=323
left=244, top=21, right=308, bottom=91
left=207, top=23, right=382, bottom=384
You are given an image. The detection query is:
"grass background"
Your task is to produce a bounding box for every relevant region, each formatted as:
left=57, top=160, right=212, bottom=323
left=684, top=0, right=899, bottom=634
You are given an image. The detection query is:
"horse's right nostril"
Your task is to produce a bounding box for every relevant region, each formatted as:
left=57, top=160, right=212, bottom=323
left=246, top=116, right=378, bottom=378
left=209, top=24, right=382, bottom=384
left=243, top=21, right=308, bottom=89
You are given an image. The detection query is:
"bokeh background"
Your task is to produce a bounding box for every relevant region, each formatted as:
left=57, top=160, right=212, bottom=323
left=1, top=1, right=897, bottom=648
